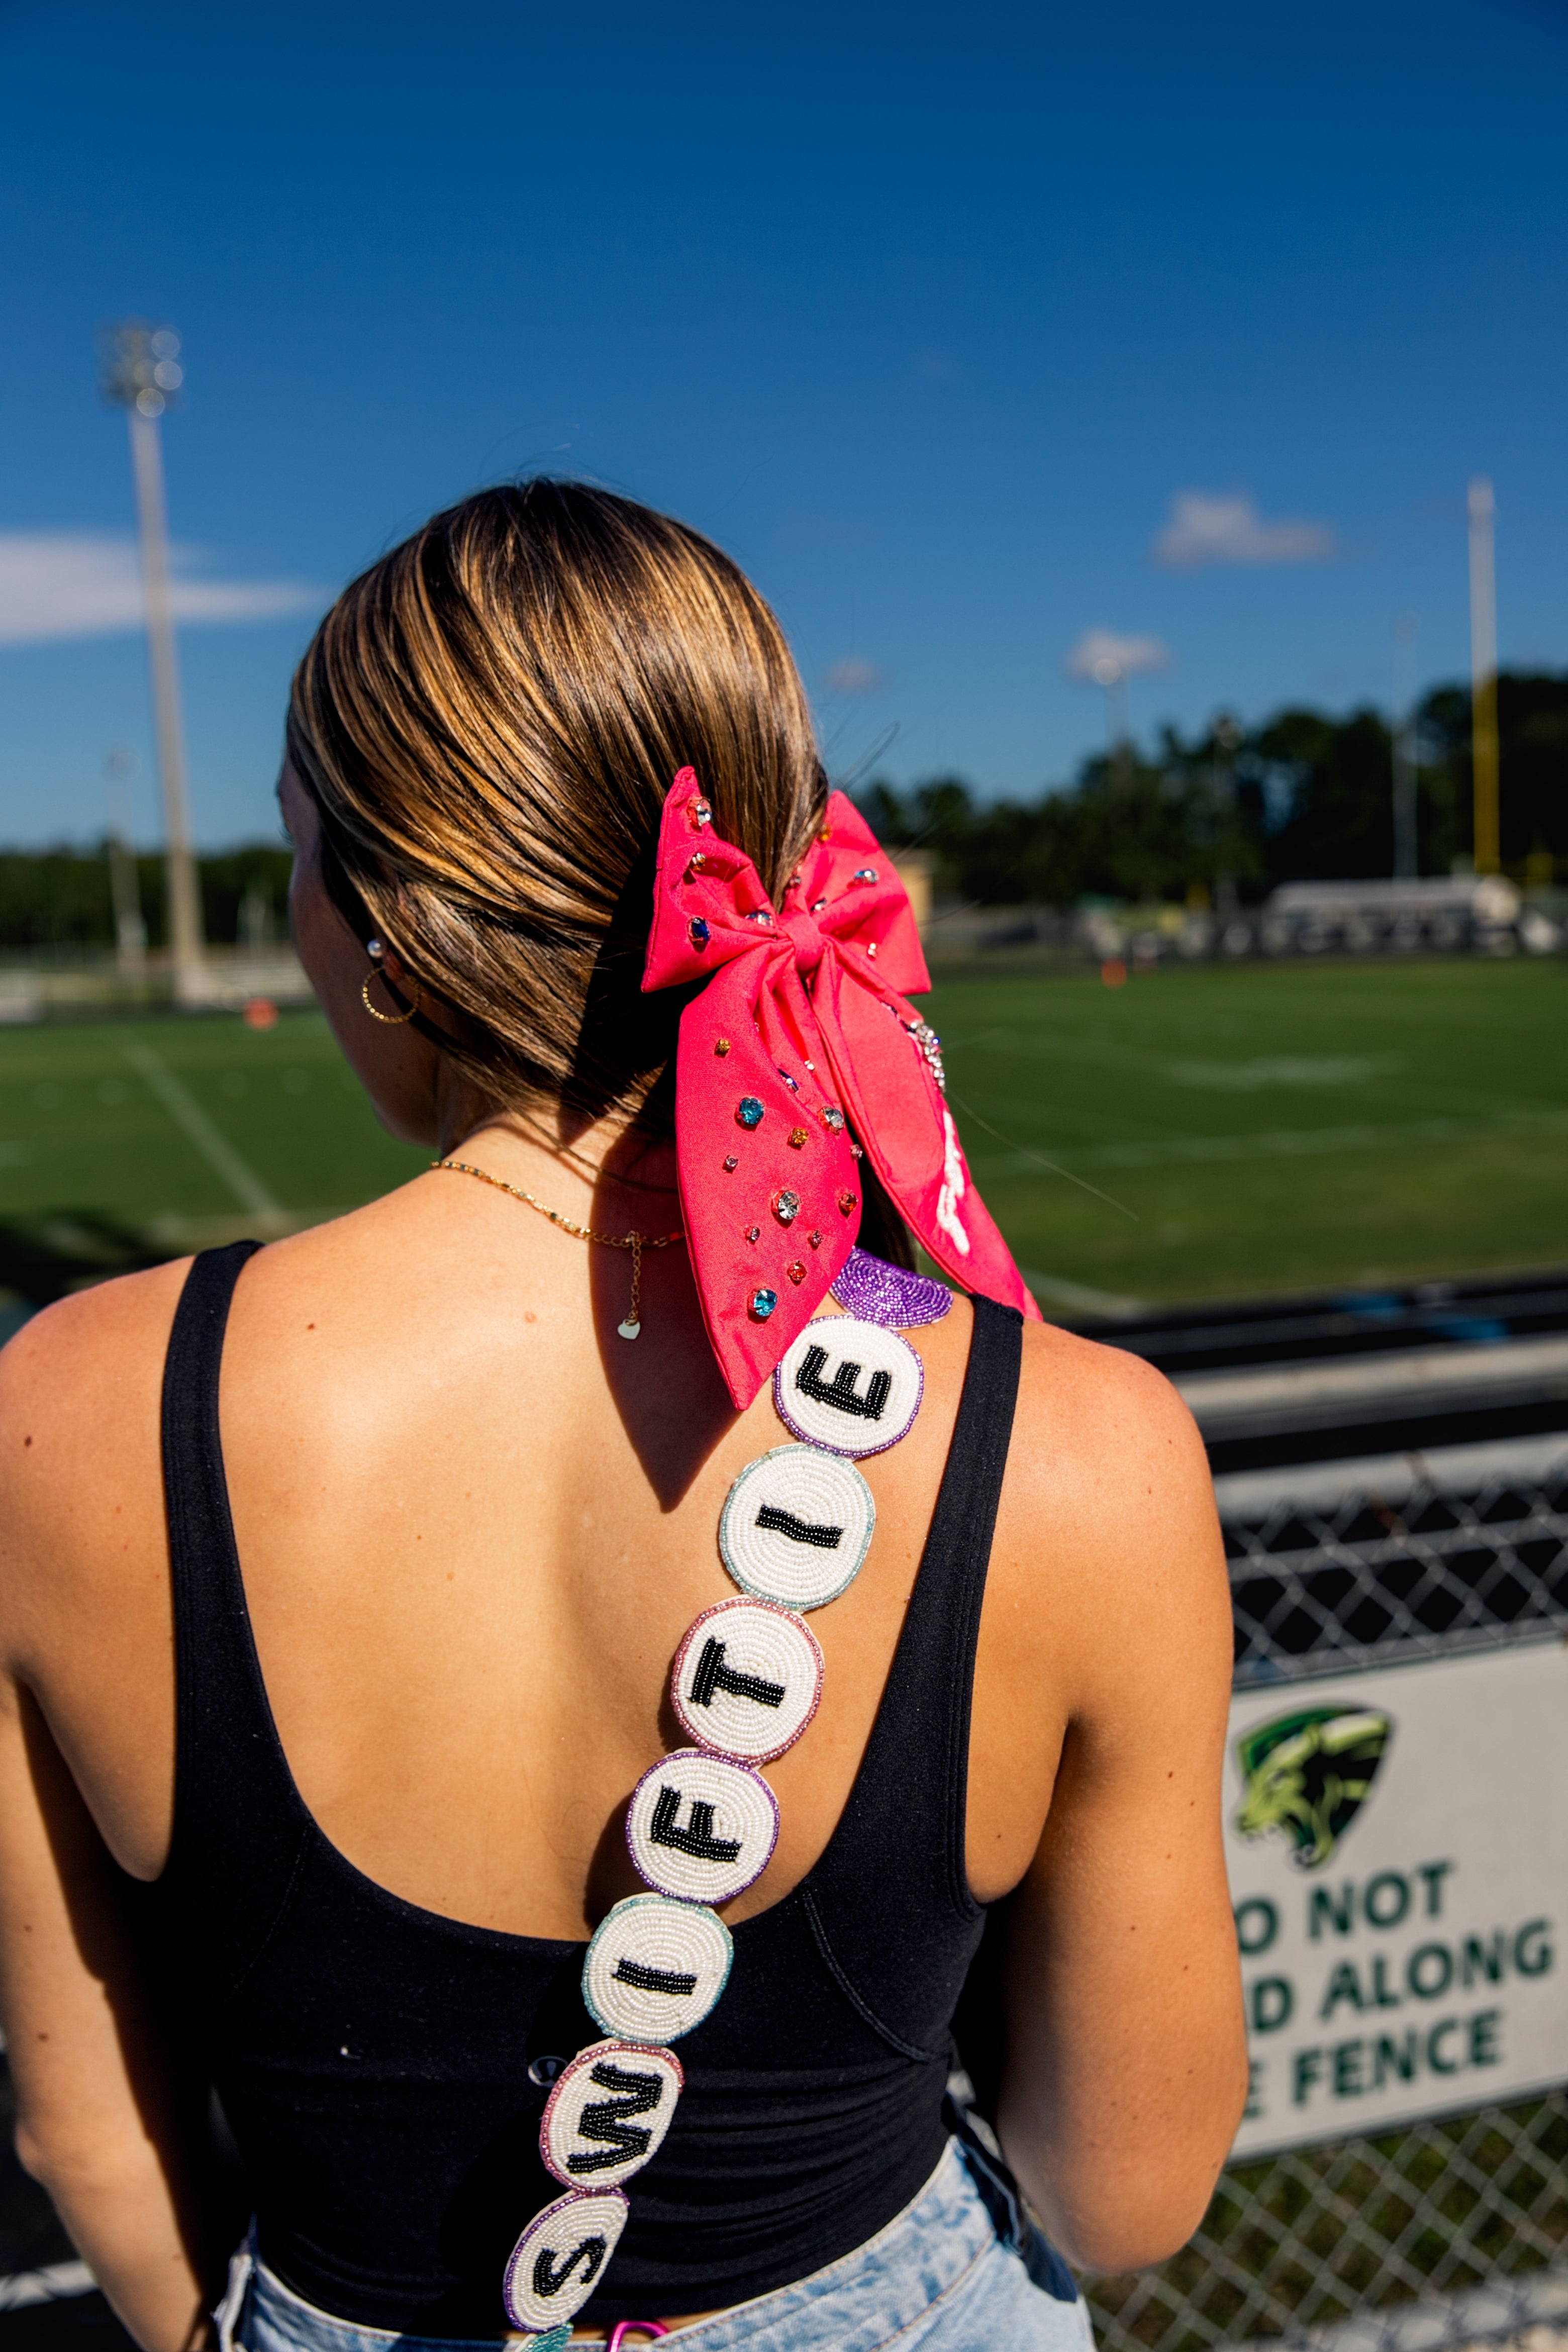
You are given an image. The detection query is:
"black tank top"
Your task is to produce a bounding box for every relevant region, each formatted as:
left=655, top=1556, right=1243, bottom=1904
left=153, top=1244, right=1024, bottom=2333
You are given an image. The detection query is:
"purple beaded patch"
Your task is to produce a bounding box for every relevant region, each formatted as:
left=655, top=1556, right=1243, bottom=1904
left=829, top=1248, right=953, bottom=1328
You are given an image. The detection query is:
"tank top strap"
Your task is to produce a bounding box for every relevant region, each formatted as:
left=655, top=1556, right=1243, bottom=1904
left=796, top=1294, right=1024, bottom=2052
left=159, top=1243, right=313, bottom=1980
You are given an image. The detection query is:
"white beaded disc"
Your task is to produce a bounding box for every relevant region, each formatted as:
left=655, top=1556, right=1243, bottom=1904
left=581, top=1893, right=732, bottom=2043
left=772, top=1314, right=924, bottom=1457
left=502, top=2187, right=628, bottom=2331
left=719, top=1443, right=875, bottom=1611
left=671, top=1597, right=824, bottom=1762
left=625, top=1748, right=779, bottom=1905
left=540, top=2037, right=684, bottom=2190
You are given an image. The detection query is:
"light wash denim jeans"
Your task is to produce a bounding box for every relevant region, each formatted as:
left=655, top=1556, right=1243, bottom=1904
left=219, top=2140, right=1095, bottom=2352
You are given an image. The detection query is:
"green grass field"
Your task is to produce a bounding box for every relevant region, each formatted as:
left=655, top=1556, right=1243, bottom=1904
left=932, top=957, right=1568, bottom=1312
left=0, top=1011, right=427, bottom=1253
left=0, top=958, right=1561, bottom=1313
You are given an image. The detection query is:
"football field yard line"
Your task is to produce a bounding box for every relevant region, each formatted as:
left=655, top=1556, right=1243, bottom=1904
left=968, top=1108, right=1568, bottom=1179
left=122, top=1040, right=283, bottom=1219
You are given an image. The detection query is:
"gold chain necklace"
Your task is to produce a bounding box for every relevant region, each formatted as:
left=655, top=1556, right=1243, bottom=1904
left=433, top=1158, right=685, bottom=1340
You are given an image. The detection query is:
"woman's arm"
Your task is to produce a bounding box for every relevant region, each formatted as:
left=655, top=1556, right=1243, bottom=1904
left=0, top=1676, right=238, bottom=2350
left=995, top=1344, right=1248, bottom=2274
left=0, top=1283, right=243, bottom=2352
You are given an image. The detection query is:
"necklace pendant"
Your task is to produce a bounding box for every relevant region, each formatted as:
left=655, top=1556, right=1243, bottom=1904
left=617, top=1318, right=642, bottom=1341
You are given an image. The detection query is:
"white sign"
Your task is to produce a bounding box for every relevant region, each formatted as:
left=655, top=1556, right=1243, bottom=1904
left=1225, top=1640, right=1568, bottom=2157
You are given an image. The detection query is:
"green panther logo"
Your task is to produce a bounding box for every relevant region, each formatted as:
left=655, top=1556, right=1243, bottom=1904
left=1234, top=1706, right=1393, bottom=1871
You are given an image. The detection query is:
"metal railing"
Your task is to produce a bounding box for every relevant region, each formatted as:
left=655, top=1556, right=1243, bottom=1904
left=1082, top=1450, right=1568, bottom=2352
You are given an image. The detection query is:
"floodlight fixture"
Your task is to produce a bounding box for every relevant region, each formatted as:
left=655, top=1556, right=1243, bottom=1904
left=100, top=321, right=185, bottom=417
left=1069, top=632, right=1169, bottom=763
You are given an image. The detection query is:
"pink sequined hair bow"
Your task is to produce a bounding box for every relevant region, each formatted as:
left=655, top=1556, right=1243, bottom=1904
left=641, top=767, right=1040, bottom=1406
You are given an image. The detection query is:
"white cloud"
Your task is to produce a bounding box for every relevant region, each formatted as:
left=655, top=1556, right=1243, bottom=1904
left=0, top=533, right=323, bottom=647
left=824, top=655, right=887, bottom=694
left=1153, top=492, right=1336, bottom=569
left=1066, top=627, right=1172, bottom=685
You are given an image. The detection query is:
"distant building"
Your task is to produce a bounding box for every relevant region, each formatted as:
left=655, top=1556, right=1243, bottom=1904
left=1260, top=875, right=1521, bottom=955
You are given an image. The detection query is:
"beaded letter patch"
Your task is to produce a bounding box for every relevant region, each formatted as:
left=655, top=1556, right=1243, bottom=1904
left=718, top=1443, right=875, bottom=1611
left=503, top=1255, right=936, bottom=2334
left=503, top=2188, right=630, bottom=2332
left=625, top=1749, right=780, bottom=1905
left=581, top=1894, right=733, bottom=2042
left=772, top=1314, right=924, bottom=1457
left=670, top=1597, right=824, bottom=1761
left=540, top=2040, right=685, bottom=2190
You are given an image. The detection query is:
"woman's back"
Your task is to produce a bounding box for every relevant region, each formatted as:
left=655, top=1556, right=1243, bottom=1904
left=0, top=1163, right=1229, bottom=2331
left=0, top=480, right=1246, bottom=2351
left=18, top=1171, right=1042, bottom=1927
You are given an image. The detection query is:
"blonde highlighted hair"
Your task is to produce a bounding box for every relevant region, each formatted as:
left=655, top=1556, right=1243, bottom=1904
left=286, top=479, right=827, bottom=1135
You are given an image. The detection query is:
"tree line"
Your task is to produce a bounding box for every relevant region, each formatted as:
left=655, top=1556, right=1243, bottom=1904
left=859, top=669, right=1567, bottom=906
left=0, top=845, right=292, bottom=954
left=0, top=669, right=1561, bottom=948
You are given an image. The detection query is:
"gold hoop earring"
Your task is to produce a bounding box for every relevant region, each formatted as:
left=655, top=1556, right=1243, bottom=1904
left=361, top=966, right=422, bottom=1025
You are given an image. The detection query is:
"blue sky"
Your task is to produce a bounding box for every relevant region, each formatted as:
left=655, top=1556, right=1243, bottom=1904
left=2, top=0, right=1565, bottom=848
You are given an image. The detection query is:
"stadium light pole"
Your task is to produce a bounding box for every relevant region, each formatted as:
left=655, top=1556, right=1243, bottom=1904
left=1391, top=615, right=1419, bottom=881
left=100, top=323, right=206, bottom=1000
left=1212, top=711, right=1242, bottom=917
left=1091, top=655, right=1131, bottom=783
left=1467, top=477, right=1500, bottom=876
left=104, top=744, right=147, bottom=977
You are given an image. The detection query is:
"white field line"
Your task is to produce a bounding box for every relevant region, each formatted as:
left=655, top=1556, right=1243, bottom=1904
left=122, top=1040, right=282, bottom=1220
left=951, top=1026, right=1563, bottom=1122
left=970, top=1108, right=1568, bottom=1179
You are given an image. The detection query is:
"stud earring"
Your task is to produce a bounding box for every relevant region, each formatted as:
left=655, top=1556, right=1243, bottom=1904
left=360, top=940, right=422, bottom=1025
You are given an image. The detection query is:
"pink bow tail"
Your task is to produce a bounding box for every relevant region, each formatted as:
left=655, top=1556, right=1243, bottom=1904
left=642, top=768, right=1040, bottom=1407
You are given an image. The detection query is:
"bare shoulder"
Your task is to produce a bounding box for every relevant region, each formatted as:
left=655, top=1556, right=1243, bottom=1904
left=988, top=1315, right=1227, bottom=1700
left=0, top=1255, right=193, bottom=1431
left=0, top=1261, right=193, bottom=1644
left=1013, top=1314, right=1214, bottom=1526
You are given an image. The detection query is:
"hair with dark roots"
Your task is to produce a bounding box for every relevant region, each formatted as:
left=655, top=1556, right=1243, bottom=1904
left=285, top=478, right=914, bottom=1260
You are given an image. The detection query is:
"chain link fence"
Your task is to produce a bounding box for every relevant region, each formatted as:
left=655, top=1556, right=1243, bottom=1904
left=1082, top=1449, right=1568, bottom=2352
left=1225, top=1455, right=1568, bottom=1692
